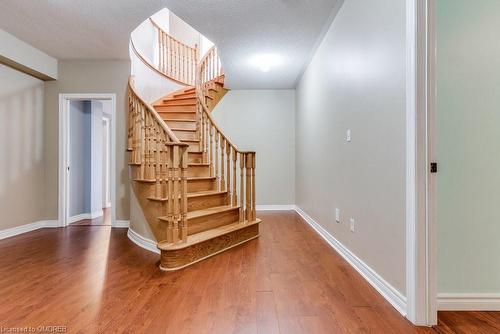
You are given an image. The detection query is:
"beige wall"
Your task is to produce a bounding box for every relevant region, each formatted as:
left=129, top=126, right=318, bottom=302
left=295, top=0, right=407, bottom=294
left=212, top=90, right=296, bottom=205
left=437, top=0, right=500, bottom=293
left=0, top=64, right=45, bottom=229
left=44, top=60, right=131, bottom=220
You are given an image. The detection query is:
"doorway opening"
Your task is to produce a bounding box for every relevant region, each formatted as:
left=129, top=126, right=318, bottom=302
left=58, top=94, right=116, bottom=227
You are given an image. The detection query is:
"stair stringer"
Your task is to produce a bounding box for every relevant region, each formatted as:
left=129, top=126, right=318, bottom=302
left=129, top=185, right=156, bottom=243
left=129, top=166, right=168, bottom=243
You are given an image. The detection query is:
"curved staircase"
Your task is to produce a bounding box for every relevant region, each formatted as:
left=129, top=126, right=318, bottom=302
left=128, top=22, right=260, bottom=271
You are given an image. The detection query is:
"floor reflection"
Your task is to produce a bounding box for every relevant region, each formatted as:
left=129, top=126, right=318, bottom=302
left=71, top=208, right=111, bottom=226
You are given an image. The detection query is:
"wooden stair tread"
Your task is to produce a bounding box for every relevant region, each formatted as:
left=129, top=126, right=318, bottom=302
left=157, top=110, right=196, bottom=114
left=158, top=219, right=261, bottom=251
left=187, top=205, right=239, bottom=219
left=156, top=102, right=196, bottom=107
left=159, top=205, right=239, bottom=222
left=188, top=190, right=227, bottom=198
left=163, top=118, right=196, bottom=122
left=188, top=163, right=210, bottom=166
left=173, top=92, right=196, bottom=98
left=164, top=96, right=195, bottom=102
left=147, top=190, right=226, bottom=202
left=171, top=128, right=197, bottom=132
left=134, top=178, right=156, bottom=183
left=188, top=176, right=216, bottom=181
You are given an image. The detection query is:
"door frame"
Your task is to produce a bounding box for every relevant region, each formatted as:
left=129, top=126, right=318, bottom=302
left=102, top=116, right=112, bottom=209
left=58, top=93, right=117, bottom=227
left=405, top=0, right=437, bottom=326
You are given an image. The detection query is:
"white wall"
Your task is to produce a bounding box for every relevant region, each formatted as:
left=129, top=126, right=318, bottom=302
left=212, top=90, right=295, bottom=205
left=437, top=0, right=500, bottom=294
left=200, top=35, right=214, bottom=59
left=295, top=0, right=406, bottom=294
left=0, top=64, right=45, bottom=230
left=150, top=8, right=170, bottom=34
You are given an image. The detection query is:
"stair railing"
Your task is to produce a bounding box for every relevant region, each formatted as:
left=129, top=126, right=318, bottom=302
left=128, top=77, right=190, bottom=243
left=150, top=18, right=198, bottom=86
left=196, top=46, right=257, bottom=222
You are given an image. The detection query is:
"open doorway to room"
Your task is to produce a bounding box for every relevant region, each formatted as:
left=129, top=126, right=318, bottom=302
left=58, top=94, right=116, bottom=227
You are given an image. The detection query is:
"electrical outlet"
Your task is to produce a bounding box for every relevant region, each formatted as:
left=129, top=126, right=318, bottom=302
left=346, top=129, right=351, bottom=142
left=335, top=208, right=340, bottom=223
left=350, top=218, right=355, bottom=232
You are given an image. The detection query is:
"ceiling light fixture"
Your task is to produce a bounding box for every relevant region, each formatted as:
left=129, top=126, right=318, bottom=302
left=249, top=53, right=283, bottom=72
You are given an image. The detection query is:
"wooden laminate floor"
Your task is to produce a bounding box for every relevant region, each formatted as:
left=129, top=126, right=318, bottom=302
left=0, top=211, right=498, bottom=333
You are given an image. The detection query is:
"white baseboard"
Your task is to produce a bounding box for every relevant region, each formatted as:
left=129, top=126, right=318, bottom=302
left=113, top=220, right=130, bottom=228
left=127, top=228, right=160, bottom=254
left=69, top=213, right=89, bottom=224
left=438, top=294, right=500, bottom=311
left=69, top=209, right=104, bottom=224
left=43, top=220, right=61, bottom=228
left=256, top=205, right=296, bottom=211
left=0, top=220, right=60, bottom=240
left=69, top=210, right=103, bottom=224
left=90, top=209, right=103, bottom=219
left=294, top=206, right=407, bottom=317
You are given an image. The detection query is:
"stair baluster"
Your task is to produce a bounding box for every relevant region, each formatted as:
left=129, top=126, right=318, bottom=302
left=232, top=147, right=237, bottom=206
left=215, top=131, right=220, bottom=190
left=239, top=154, right=245, bottom=222
left=209, top=124, right=214, bottom=177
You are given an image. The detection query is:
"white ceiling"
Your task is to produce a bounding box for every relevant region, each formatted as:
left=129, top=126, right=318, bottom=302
left=0, top=0, right=343, bottom=89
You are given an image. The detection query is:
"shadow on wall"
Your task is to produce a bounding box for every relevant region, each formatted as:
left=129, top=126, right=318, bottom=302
left=0, top=83, right=45, bottom=229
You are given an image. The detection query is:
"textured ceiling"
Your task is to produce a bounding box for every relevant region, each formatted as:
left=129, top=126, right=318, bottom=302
left=0, top=0, right=343, bottom=89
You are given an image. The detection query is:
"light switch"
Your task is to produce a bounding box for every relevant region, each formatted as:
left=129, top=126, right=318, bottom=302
left=346, top=129, right=351, bottom=142
left=335, top=208, right=340, bottom=223
left=350, top=218, right=355, bottom=232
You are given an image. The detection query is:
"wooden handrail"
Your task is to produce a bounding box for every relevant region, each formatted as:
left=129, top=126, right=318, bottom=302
left=195, top=46, right=257, bottom=222
left=128, top=76, right=190, bottom=243
left=128, top=76, right=182, bottom=143
left=130, top=38, right=190, bottom=87
left=149, top=18, right=198, bottom=86
left=149, top=18, right=196, bottom=51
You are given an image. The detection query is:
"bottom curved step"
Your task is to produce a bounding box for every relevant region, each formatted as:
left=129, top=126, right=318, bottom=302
left=157, top=219, right=261, bottom=271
